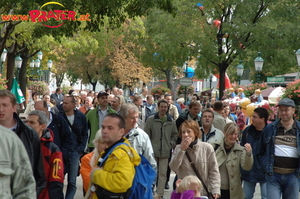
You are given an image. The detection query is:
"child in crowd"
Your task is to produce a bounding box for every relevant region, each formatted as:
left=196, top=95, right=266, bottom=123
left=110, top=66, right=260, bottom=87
left=171, top=175, right=207, bottom=199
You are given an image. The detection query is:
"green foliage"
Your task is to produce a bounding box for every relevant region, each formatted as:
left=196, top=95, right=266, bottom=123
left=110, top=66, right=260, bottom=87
left=281, top=80, right=300, bottom=105
left=27, top=81, right=49, bottom=95
left=61, top=85, right=73, bottom=95
left=0, top=74, right=8, bottom=90
left=151, top=84, right=171, bottom=96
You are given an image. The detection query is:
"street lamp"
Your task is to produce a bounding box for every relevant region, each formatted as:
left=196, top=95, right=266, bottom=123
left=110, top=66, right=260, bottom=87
left=1, top=49, right=7, bottom=74
left=254, top=52, right=264, bottom=83
left=47, top=60, right=53, bottom=83
left=14, top=55, right=23, bottom=82
left=295, top=49, right=300, bottom=79
left=34, top=58, right=40, bottom=80
left=236, top=60, right=244, bottom=85
left=37, top=50, right=43, bottom=60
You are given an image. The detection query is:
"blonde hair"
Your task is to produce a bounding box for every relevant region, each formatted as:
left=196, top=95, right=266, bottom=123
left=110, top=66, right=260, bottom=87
left=223, top=122, right=239, bottom=136
left=90, top=129, right=104, bottom=167
left=178, top=175, right=202, bottom=192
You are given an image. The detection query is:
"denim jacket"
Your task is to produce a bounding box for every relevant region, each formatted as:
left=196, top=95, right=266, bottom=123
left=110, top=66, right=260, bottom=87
left=257, top=119, right=300, bottom=176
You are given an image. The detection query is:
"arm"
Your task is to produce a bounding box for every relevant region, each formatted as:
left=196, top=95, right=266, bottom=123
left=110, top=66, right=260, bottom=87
left=142, top=133, right=157, bottom=170
left=48, top=149, right=64, bottom=199
left=59, top=116, right=73, bottom=159
left=240, top=144, right=254, bottom=171
left=92, top=148, right=135, bottom=193
left=206, top=145, right=221, bottom=196
left=144, top=118, right=152, bottom=139
left=12, top=138, right=37, bottom=199
left=169, top=145, right=186, bottom=172
left=80, top=153, right=93, bottom=193
left=170, top=121, right=178, bottom=148
left=77, top=115, right=89, bottom=154
left=173, top=106, right=179, bottom=120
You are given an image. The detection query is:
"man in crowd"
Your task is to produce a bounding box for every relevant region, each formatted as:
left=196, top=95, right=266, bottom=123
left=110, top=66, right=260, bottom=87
left=61, top=96, right=88, bottom=199
left=111, top=95, right=122, bottom=112
left=0, top=125, right=36, bottom=198
left=86, top=91, right=116, bottom=151
left=79, top=90, right=87, bottom=106
left=50, top=87, right=63, bottom=106
left=201, top=109, right=224, bottom=144
left=144, top=100, right=178, bottom=198
left=176, top=101, right=202, bottom=130
left=112, top=87, right=119, bottom=95
left=0, top=90, right=46, bottom=196
left=241, top=107, right=268, bottom=199
left=26, top=110, right=64, bottom=199
left=79, top=96, right=93, bottom=114
left=34, top=101, right=73, bottom=162
left=133, top=95, right=146, bottom=129
left=119, top=103, right=157, bottom=169
left=91, top=113, right=140, bottom=197
left=257, top=98, right=300, bottom=199
left=141, top=87, right=148, bottom=102
left=164, top=94, right=179, bottom=120
left=145, top=95, right=156, bottom=121
left=212, top=101, right=226, bottom=131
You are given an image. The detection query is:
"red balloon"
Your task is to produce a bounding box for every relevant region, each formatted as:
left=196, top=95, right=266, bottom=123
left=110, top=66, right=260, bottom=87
left=229, top=103, right=237, bottom=111
left=260, top=103, right=270, bottom=110
left=213, top=20, right=221, bottom=28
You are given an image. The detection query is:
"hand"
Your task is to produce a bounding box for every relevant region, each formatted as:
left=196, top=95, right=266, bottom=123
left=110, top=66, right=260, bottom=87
left=180, top=137, right=192, bottom=151
left=213, top=193, right=220, bottom=198
left=175, top=179, right=182, bottom=189
left=244, top=143, right=252, bottom=153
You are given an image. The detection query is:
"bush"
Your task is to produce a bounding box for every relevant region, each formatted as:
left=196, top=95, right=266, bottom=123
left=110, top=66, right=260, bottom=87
left=61, top=85, right=73, bottom=95
left=27, top=81, right=49, bottom=95
left=0, top=74, right=7, bottom=90
left=177, top=85, right=194, bottom=96
left=151, top=84, right=171, bottom=96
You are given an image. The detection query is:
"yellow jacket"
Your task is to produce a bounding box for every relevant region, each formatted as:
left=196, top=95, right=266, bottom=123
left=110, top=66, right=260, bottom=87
left=91, top=139, right=140, bottom=197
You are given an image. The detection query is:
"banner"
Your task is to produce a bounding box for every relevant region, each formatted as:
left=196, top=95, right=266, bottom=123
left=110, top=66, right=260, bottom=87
left=11, top=78, right=25, bottom=104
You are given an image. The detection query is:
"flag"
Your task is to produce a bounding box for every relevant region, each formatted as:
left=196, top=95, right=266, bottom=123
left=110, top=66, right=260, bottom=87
left=11, top=78, right=25, bottom=104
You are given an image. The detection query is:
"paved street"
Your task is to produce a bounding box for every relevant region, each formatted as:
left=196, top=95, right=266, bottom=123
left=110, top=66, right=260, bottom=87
left=66, top=172, right=265, bottom=199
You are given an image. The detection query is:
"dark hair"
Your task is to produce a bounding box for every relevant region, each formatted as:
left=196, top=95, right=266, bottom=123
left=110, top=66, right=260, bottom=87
left=158, top=99, right=168, bottom=107
left=164, top=93, right=172, bottom=98
left=205, top=102, right=212, bottom=109
left=105, top=113, right=125, bottom=129
left=146, top=95, right=153, bottom=100
left=213, top=101, right=223, bottom=111
left=31, top=92, right=38, bottom=99
left=235, top=105, right=242, bottom=110
left=68, top=89, right=75, bottom=95
left=193, top=94, right=200, bottom=100
left=56, top=87, right=61, bottom=92
left=254, top=107, right=269, bottom=124
left=65, top=95, right=76, bottom=103
left=133, top=95, right=142, bottom=102
left=189, top=101, right=201, bottom=109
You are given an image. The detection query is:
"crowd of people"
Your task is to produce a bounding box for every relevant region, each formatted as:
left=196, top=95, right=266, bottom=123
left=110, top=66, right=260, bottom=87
left=1, top=86, right=299, bottom=199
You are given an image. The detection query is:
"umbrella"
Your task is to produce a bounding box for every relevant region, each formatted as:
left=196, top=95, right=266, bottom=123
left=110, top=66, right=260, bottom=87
left=261, top=87, right=285, bottom=104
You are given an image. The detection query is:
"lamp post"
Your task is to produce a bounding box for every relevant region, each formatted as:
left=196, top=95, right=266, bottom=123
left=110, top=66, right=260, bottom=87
left=47, top=60, right=53, bottom=83
left=295, top=49, right=300, bottom=80
left=34, top=58, right=41, bottom=81
left=1, top=49, right=7, bottom=74
left=236, top=60, right=244, bottom=85
left=14, top=55, right=23, bottom=82
left=209, top=74, right=212, bottom=89
left=254, top=52, right=264, bottom=83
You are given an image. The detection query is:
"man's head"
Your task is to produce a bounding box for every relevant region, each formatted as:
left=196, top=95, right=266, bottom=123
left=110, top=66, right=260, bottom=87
left=112, top=87, right=119, bottom=95
left=26, top=110, right=48, bottom=137
left=43, top=94, right=51, bottom=104
left=34, top=100, right=49, bottom=115
left=188, top=101, right=201, bottom=117
left=0, top=90, right=17, bottom=125
left=252, top=107, right=269, bottom=128
left=63, top=96, right=75, bottom=113
left=133, top=95, right=143, bottom=107
left=213, top=101, right=223, bottom=112
left=201, top=109, right=214, bottom=127
left=97, top=91, right=109, bottom=107
left=101, top=113, right=126, bottom=146
left=119, top=103, right=139, bottom=131
left=118, top=89, right=124, bottom=96
left=146, top=95, right=154, bottom=105
left=56, top=87, right=62, bottom=94
left=210, top=97, right=216, bottom=104
left=164, top=94, right=173, bottom=105
left=80, top=91, right=87, bottom=101
left=158, top=100, right=168, bottom=115
left=142, top=88, right=148, bottom=96
left=277, top=98, right=295, bottom=122
left=85, top=96, right=93, bottom=107
left=111, top=96, right=121, bottom=111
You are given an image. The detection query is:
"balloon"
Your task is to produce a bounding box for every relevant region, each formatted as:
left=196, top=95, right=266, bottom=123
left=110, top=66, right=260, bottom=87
left=186, top=67, right=195, bottom=78
left=229, top=103, right=237, bottom=111
left=213, top=20, right=221, bottom=28
left=196, top=3, right=204, bottom=10
left=246, top=104, right=256, bottom=117
left=260, top=103, right=270, bottom=110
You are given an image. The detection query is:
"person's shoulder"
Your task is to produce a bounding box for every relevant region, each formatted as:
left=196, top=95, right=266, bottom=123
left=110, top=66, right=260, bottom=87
left=0, top=125, right=18, bottom=138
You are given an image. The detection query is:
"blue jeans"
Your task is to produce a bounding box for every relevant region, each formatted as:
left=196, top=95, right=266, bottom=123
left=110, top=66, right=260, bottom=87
left=65, top=151, right=80, bottom=199
left=243, top=180, right=266, bottom=199
left=265, top=172, right=299, bottom=199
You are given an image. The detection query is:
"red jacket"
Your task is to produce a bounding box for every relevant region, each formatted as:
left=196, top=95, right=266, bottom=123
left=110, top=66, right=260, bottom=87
left=39, top=129, right=64, bottom=199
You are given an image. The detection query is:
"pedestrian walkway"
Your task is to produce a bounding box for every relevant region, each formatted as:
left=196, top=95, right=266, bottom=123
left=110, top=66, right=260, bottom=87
left=66, top=172, right=265, bottom=199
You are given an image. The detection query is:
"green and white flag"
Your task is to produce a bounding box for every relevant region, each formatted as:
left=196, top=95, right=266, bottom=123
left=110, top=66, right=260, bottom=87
left=11, top=78, right=25, bottom=104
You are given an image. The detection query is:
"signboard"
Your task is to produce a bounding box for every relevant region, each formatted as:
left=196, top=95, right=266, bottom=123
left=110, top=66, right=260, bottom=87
left=267, top=77, right=285, bottom=83
left=179, top=77, right=193, bottom=86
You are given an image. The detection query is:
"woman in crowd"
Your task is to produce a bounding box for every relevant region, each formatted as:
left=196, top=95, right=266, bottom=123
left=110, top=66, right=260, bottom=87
left=80, top=129, right=108, bottom=197
left=169, top=120, right=220, bottom=198
left=211, top=123, right=253, bottom=199
left=24, top=92, right=39, bottom=115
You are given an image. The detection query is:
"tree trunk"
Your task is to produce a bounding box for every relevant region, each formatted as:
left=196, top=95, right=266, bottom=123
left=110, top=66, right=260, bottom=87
left=20, top=52, right=29, bottom=102
left=218, top=64, right=228, bottom=100
left=6, top=52, right=16, bottom=90
left=165, top=69, right=174, bottom=94
left=90, top=81, right=97, bottom=91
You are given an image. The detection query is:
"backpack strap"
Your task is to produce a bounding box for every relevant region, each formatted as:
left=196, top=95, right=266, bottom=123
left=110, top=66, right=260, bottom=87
left=99, top=142, right=129, bottom=167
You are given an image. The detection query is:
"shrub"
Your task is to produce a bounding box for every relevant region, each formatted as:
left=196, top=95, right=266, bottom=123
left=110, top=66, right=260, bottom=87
left=0, top=74, right=8, bottom=90
left=151, top=84, right=171, bottom=96
left=27, top=81, right=49, bottom=95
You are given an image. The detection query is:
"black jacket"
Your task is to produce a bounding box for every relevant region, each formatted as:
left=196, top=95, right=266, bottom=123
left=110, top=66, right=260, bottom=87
left=14, top=112, right=46, bottom=196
